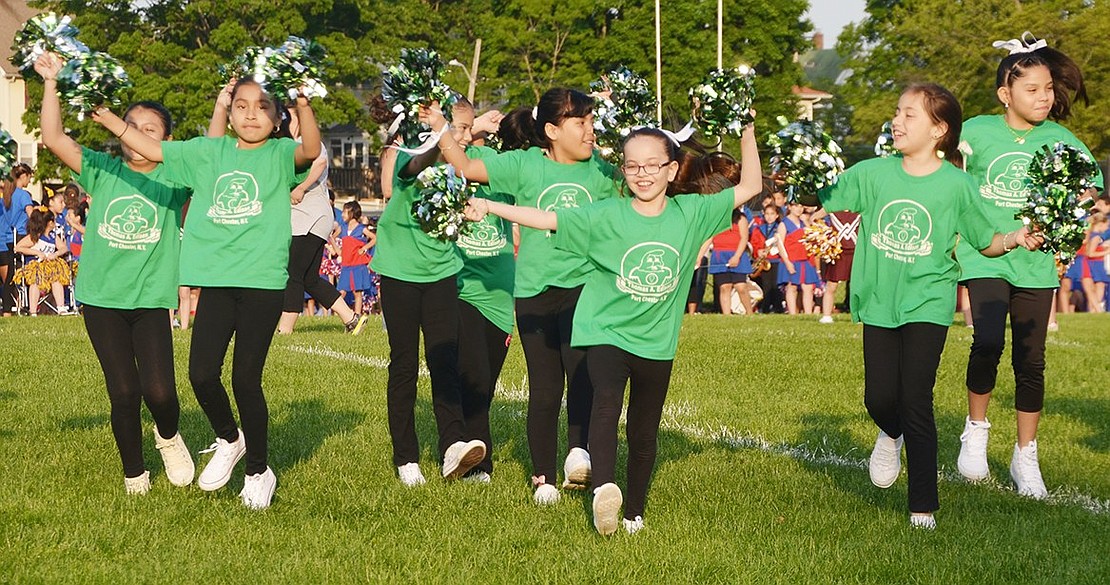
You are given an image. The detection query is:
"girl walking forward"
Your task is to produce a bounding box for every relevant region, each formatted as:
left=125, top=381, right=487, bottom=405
left=812, top=84, right=1039, bottom=529
left=954, top=36, right=1102, bottom=498
left=430, top=90, right=620, bottom=503
left=35, top=52, right=193, bottom=494
left=95, top=78, right=322, bottom=509
left=467, top=123, right=762, bottom=535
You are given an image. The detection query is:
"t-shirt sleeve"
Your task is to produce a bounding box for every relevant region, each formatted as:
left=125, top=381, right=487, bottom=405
left=73, top=147, right=109, bottom=194
left=685, top=189, right=736, bottom=241
left=552, top=206, right=592, bottom=257
left=818, top=163, right=865, bottom=213
left=160, top=137, right=208, bottom=188
left=482, top=150, right=525, bottom=195
left=282, top=139, right=305, bottom=188
left=956, top=177, right=996, bottom=250
left=393, top=152, right=417, bottom=189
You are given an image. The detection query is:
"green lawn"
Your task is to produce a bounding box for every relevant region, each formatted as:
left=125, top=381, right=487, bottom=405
left=1, top=313, right=1107, bottom=583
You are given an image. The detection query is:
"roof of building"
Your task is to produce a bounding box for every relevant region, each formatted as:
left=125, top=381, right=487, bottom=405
left=1, top=0, right=41, bottom=76
left=792, top=85, right=834, bottom=100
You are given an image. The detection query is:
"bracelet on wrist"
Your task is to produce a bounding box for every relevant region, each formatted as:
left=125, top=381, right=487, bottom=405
left=116, top=125, right=129, bottom=139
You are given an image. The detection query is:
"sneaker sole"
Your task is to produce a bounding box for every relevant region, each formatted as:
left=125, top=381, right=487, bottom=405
left=562, top=463, right=591, bottom=490
left=444, top=443, right=486, bottom=481
left=593, top=484, right=623, bottom=536
left=197, top=449, right=246, bottom=491
left=957, top=462, right=990, bottom=482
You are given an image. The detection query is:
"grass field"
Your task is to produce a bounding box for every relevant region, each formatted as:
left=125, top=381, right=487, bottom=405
left=1, top=312, right=1107, bottom=584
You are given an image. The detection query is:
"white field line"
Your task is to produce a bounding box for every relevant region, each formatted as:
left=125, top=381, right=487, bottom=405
left=285, top=343, right=1110, bottom=517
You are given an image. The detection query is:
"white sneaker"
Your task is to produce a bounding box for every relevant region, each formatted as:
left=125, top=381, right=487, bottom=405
left=1010, top=441, right=1048, bottom=500
left=819, top=315, right=834, bottom=324
left=910, top=514, right=936, bottom=530
left=153, top=425, right=195, bottom=487
left=442, top=439, right=487, bottom=480
left=622, top=515, right=645, bottom=535
left=397, top=463, right=426, bottom=487
left=463, top=470, right=491, bottom=484
left=562, top=447, right=591, bottom=490
left=124, top=470, right=151, bottom=495
left=533, top=481, right=560, bottom=505
left=197, top=430, right=246, bottom=491
left=239, top=467, right=277, bottom=509
left=869, top=431, right=903, bottom=488
left=1046, top=321, right=1059, bottom=332
left=957, top=417, right=991, bottom=481
left=592, top=483, right=623, bottom=536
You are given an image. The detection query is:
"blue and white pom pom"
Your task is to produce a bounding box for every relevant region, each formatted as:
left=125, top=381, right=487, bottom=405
left=589, top=66, right=658, bottom=162
left=874, top=121, right=898, bottom=158
left=689, top=65, right=757, bottom=142
left=413, top=164, right=476, bottom=242
left=222, top=37, right=328, bottom=100
left=1017, top=141, right=1101, bottom=264
left=56, top=51, right=133, bottom=120
left=10, top=12, right=88, bottom=73
left=766, top=116, right=845, bottom=203
left=382, top=49, right=458, bottom=149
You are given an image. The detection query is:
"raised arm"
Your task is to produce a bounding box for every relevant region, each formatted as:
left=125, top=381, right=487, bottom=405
left=421, top=104, right=489, bottom=183
left=34, top=53, right=82, bottom=173
left=732, top=123, right=763, bottom=208
left=293, top=96, right=322, bottom=167
left=466, top=198, right=556, bottom=231
left=91, top=108, right=164, bottom=162
left=207, top=80, right=234, bottom=138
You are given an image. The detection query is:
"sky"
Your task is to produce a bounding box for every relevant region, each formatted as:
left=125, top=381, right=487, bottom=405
left=806, top=0, right=869, bottom=44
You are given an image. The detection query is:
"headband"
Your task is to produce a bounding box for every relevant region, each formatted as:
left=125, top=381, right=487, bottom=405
left=992, top=31, right=1047, bottom=55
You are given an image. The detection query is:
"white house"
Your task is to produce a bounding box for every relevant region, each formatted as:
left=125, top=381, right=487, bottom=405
left=1, top=0, right=44, bottom=200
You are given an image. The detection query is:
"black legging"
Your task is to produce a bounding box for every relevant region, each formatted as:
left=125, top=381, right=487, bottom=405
left=863, top=322, right=948, bottom=514
left=380, top=274, right=467, bottom=465
left=189, top=287, right=283, bottom=475
left=284, top=234, right=342, bottom=313
left=457, top=299, right=510, bottom=475
left=83, top=305, right=179, bottom=478
left=757, top=260, right=784, bottom=313
left=516, top=285, right=592, bottom=484
left=3, top=236, right=26, bottom=313
left=964, top=278, right=1053, bottom=412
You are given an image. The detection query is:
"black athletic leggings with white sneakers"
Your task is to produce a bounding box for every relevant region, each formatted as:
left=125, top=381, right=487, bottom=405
left=189, top=287, right=283, bottom=476
left=457, top=300, right=510, bottom=475
left=587, top=345, right=673, bottom=521
left=83, top=306, right=179, bottom=479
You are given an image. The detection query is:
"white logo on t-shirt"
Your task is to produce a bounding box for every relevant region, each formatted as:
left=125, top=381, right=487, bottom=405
left=982, top=152, right=1033, bottom=208
left=870, top=199, right=933, bottom=263
left=98, top=194, right=161, bottom=250
left=536, top=183, right=593, bottom=211
left=208, top=171, right=262, bottom=224
left=457, top=216, right=507, bottom=257
left=617, top=242, right=681, bottom=303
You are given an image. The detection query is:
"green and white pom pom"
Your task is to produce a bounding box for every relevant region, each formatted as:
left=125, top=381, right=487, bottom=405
left=413, top=164, right=476, bottom=242
left=1016, top=141, right=1101, bottom=264
left=221, top=38, right=328, bottom=100
left=382, top=49, right=458, bottom=147
left=874, top=121, right=898, bottom=158
left=689, top=65, right=757, bottom=142
left=766, top=116, right=845, bottom=203
left=10, top=12, right=88, bottom=73
left=56, top=51, right=132, bottom=120
left=589, top=66, right=657, bottom=162
left=0, top=127, right=18, bottom=176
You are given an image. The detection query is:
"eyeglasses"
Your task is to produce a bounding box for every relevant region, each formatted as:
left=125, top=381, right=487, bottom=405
left=621, top=161, right=672, bottom=176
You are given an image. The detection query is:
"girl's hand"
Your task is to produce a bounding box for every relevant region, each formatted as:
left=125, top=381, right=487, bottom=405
left=33, top=52, right=63, bottom=80
left=785, top=261, right=796, bottom=274
left=418, top=102, right=447, bottom=132
left=218, top=79, right=236, bottom=109
left=726, top=254, right=740, bottom=268
left=473, top=110, right=504, bottom=135
left=464, top=197, right=489, bottom=221
left=290, top=185, right=305, bottom=205
left=1015, top=226, right=1044, bottom=250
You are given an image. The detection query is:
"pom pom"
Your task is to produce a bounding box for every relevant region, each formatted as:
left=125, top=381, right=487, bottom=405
left=382, top=49, right=458, bottom=148
left=56, top=51, right=133, bottom=120
left=766, top=116, right=845, bottom=203
left=689, top=65, right=757, bottom=142
left=802, top=222, right=843, bottom=264
left=0, top=127, right=18, bottom=176
left=412, top=164, right=475, bottom=242
left=589, top=66, right=658, bottom=163
left=874, top=121, right=898, bottom=158
left=222, top=37, right=329, bottom=100
left=1016, top=141, right=1101, bottom=264
left=10, top=12, right=88, bottom=73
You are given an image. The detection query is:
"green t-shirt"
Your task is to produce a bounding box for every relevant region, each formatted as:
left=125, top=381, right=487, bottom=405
left=161, top=136, right=300, bottom=289
left=73, top=148, right=190, bottom=309
left=819, top=157, right=996, bottom=328
left=554, top=189, right=734, bottom=360
left=484, top=147, right=619, bottom=298
left=956, top=115, right=1103, bottom=287
left=371, top=151, right=464, bottom=283
left=456, top=146, right=515, bottom=334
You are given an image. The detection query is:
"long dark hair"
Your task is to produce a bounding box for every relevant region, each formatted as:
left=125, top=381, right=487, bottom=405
left=996, top=41, right=1087, bottom=121
left=518, top=88, right=594, bottom=150
left=904, top=83, right=964, bottom=168
left=26, top=207, right=53, bottom=241
left=497, top=107, right=536, bottom=152
left=1, top=178, right=14, bottom=211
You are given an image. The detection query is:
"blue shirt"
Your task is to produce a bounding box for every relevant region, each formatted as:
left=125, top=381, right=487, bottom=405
left=8, top=188, right=34, bottom=235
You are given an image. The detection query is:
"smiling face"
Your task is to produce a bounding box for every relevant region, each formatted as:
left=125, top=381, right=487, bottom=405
left=999, top=63, right=1054, bottom=125
left=546, top=114, right=596, bottom=161
left=620, top=134, right=677, bottom=204
left=448, top=105, right=475, bottom=151
left=892, top=90, right=946, bottom=158
left=229, top=81, right=280, bottom=147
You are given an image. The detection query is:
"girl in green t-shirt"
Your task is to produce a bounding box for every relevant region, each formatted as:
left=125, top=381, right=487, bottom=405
left=93, top=78, right=323, bottom=510
left=426, top=89, right=619, bottom=504
left=955, top=37, right=1100, bottom=500
left=35, top=52, right=194, bottom=496
left=815, top=84, right=1041, bottom=530
left=466, top=123, right=764, bottom=535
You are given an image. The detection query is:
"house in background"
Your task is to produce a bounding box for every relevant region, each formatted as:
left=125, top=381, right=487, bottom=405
left=324, top=122, right=380, bottom=201
left=1, top=0, right=44, bottom=201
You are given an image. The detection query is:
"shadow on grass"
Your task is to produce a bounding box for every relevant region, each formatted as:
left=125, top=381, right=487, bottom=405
left=59, top=413, right=109, bottom=431
left=1053, top=396, right=1110, bottom=453
left=0, top=390, right=16, bottom=402
left=270, top=398, right=366, bottom=468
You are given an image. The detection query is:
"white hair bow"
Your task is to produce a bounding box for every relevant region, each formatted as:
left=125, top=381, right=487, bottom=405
left=992, top=31, right=1047, bottom=55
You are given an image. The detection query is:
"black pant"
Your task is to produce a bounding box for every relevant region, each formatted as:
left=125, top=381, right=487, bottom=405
left=587, top=345, right=672, bottom=520
left=380, top=275, right=466, bottom=466
left=83, top=306, right=179, bottom=478
left=758, top=260, right=784, bottom=313
left=516, top=285, right=592, bottom=483
left=2, top=239, right=24, bottom=314
left=457, top=300, right=510, bottom=474
left=863, top=323, right=947, bottom=513
left=284, top=234, right=342, bottom=313
left=965, top=278, right=1053, bottom=412
left=189, top=287, right=283, bottom=475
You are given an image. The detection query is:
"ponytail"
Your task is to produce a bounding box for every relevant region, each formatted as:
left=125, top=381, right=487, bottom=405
left=996, top=43, right=1087, bottom=121
left=532, top=88, right=594, bottom=149
left=904, top=83, right=964, bottom=168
